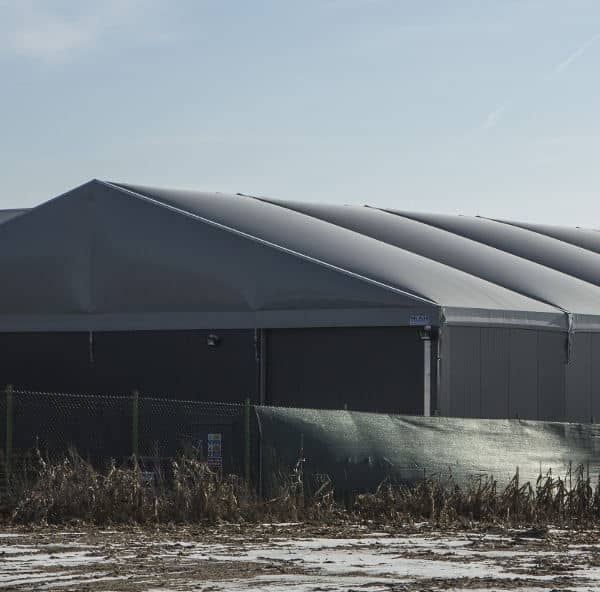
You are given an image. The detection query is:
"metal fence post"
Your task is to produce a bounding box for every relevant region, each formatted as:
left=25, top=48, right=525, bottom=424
left=244, top=398, right=251, bottom=483
left=131, top=390, right=139, bottom=459
left=5, top=385, right=13, bottom=482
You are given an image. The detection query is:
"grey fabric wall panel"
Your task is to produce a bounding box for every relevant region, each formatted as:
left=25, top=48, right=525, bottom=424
left=0, top=185, right=92, bottom=314
left=566, top=333, right=592, bottom=422
left=446, top=327, right=481, bottom=417
left=0, top=209, right=27, bottom=224
left=480, top=328, right=510, bottom=418
left=592, top=334, right=600, bottom=422
left=537, top=332, right=567, bottom=421
left=508, top=330, right=539, bottom=420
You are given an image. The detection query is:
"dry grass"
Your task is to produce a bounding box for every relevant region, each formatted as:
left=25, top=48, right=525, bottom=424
left=3, top=451, right=600, bottom=527
left=355, top=464, right=600, bottom=527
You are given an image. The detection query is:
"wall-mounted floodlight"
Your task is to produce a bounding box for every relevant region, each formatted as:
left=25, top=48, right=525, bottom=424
left=418, top=325, right=432, bottom=341
left=207, top=333, right=221, bottom=347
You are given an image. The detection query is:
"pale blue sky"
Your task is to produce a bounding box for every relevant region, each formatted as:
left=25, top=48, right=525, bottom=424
left=1, top=1, right=599, bottom=224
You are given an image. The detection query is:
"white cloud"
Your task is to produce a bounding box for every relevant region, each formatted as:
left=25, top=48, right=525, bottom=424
left=481, top=104, right=506, bottom=131
left=10, top=18, right=95, bottom=60
left=1, top=0, right=146, bottom=62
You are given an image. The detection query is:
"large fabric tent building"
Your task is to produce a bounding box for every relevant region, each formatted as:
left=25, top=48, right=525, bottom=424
left=1, top=179, right=600, bottom=422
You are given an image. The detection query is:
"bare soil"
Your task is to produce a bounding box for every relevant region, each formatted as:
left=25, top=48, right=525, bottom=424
left=2, top=523, right=600, bottom=591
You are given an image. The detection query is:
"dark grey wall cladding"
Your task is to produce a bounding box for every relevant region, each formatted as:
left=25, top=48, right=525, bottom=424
left=592, top=334, right=600, bottom=422
left=566, top=333, right=592, bottom=423
left=441, top=328, right=600, bottom=422
left=537, top=331, right=567, bottom=421
left=0, top=330, right=258, bottom=401
left=0, top=332, right=91, bottom=393
left=509, top=330, right=539, bottom=420
left=266, top=326, right=423, bottom=414
left=446, top=327, right=481, bottom=417
left=442, top=326, right=574, bottom=421
left=481, top=328, right=510, bottom=419
left=437, top=329, right=451, bottom=416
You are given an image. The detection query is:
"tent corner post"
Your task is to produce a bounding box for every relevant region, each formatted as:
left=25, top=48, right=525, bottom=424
left=131, top=390, right=139, bottom=460
left=244, top=398, right=251, bottom=484
left=4, top=385, right=13, bottom=483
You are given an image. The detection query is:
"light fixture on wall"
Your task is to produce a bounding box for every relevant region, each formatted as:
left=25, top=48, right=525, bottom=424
left=207, top=333, right=221, bottom=347
left=418, top=325, right=432, bottom=340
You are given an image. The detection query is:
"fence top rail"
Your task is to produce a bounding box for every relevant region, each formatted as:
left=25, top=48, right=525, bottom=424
left=6, top=388, right=248, bottom=408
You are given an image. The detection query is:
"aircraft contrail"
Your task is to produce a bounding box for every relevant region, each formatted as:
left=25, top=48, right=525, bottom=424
left=554, top=32, right=600, bottom=74
left=477, top=31, right=600, bottom=132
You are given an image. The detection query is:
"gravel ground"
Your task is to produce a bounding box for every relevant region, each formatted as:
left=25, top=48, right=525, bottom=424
left=2, top=523, right=600, bottom=591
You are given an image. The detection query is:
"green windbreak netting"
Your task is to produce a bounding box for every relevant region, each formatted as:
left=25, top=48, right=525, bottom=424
left=256, top=406, right=600, bottom=494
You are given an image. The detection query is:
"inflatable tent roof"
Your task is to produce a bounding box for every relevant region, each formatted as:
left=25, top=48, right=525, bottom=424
left=0, top=179, right=599, bottom=332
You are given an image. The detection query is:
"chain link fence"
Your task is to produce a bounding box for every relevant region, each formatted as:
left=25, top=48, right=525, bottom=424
left=1, top=386, right=258, bottom=485
left=9, top=386, right=597, bottom=502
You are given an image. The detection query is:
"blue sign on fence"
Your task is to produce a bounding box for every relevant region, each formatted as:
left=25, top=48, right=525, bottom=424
left=207, top=433, right=222, bottom=469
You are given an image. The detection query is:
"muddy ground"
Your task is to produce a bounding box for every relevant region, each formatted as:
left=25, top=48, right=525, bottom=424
left=2, top=523, right=600, bottom=591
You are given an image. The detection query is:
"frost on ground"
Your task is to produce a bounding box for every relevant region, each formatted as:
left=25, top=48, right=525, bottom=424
left=1, top=524, right=600, bottom=591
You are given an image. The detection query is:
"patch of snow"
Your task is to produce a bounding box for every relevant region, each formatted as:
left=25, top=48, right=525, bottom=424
left=1, top=550, right=106, bottom=567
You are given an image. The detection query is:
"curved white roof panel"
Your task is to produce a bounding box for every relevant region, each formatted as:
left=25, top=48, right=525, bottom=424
left=493, top=219, right=600, bottom=255
left=254, top=198, right=600, bottom=331
left=389, top=211, right=600, bottom=287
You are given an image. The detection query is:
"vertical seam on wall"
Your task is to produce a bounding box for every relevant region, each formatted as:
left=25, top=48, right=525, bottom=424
left=535, top=331, right=540, bottom=419
left=442, top=328, right=448, bottom=416
left=507, top=329, right=511, bottom=419
left=591, top=334, right=594, bottom=422
left=479, top=327, right=482, bottom=418
left=564, top=357, right=567, bottom=421
left=564, top=331, right=567, bottom=421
